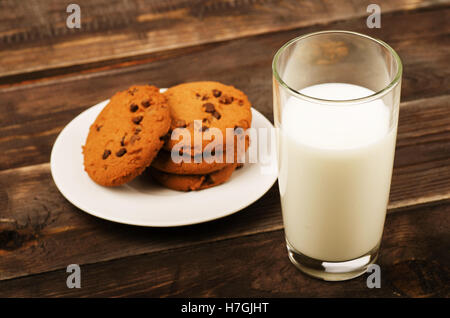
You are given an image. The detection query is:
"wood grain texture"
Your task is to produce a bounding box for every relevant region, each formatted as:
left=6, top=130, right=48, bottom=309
left=0, top=200, right=448, bottom=297
left=390, top=95, right=450, bottom=209
left=0, top=2, right=448, bottom=298
left=0, top=94, right=448, bottom=281
left=1, top=7, right=449, bottom=171
left=0, top=0, right=445, bottom=78
left=0, top=163, right=281, bottom=281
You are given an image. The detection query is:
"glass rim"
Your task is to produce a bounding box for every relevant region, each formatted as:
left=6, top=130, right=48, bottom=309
left=272, top=30, right=403, bottom=105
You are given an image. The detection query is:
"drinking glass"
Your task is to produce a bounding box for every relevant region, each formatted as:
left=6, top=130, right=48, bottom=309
left=272, top=30, right=402, bottom=281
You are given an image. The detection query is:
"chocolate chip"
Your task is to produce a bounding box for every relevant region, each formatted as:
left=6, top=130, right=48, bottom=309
left=141, top=100, right=151, bottom=108
left=132, top=116, right=143, bottom=124
left=116, top=148, right=127, bottom=157
left=202, top=118, right=210, bottom=124
left=128, top=88, right=138, bottom=96
left=102, top=149, right=111, bottom=160
left=134, top=127, right=142, bottom=134
left=219, top=95, right=234, bottom=104
left=203, top=103, right=215, bottom=113
left=201, top=126, right=209, bottom=132
left=195, top=93, right=201, bottom=98
left=202, top=95, right=209, bottom=101
left=212, top=89, right=222, bottom=97
left=212, top=111, right=221, bottom=119
left=130, top=103, right=139, bottom=112
left=96, top=125, right=103, bottom=132
left=176, top=148, right=184, bottom=156
left=120, top=134, right=127, bottom=146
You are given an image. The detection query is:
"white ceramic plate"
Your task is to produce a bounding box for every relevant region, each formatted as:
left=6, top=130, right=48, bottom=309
left=50, top=95, right=277, bottom=227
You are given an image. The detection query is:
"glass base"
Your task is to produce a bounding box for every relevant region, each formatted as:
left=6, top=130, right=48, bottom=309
left=286, top=240, right=380, bottom=281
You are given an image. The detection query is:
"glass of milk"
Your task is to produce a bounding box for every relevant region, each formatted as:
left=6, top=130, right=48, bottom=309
left=272, top=31, right=402, bottom=281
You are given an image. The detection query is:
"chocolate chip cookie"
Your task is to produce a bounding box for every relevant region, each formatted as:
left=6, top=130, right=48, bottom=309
left=83, top=85, right=171, bottom=186
left=163, top=81, right=252, bottom=154
left=151, top=149, right=230, bottom=175
left=149, top=163, right=238, bottom=191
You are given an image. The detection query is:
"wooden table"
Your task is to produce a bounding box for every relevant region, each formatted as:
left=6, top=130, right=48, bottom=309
left=0, top=0, right=449, bottom=298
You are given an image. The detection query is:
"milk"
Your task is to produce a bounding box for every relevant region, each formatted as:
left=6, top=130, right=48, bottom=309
left=278, top=83, right=397, bottom=262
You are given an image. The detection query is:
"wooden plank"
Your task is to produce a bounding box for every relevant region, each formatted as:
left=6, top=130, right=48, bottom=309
left=0, top=164, right=282, bottom=281
left=0, top=7, right=449, bottom=171
left=390, top=95, right=450, bottom=209
left=0, top=0, right=445, bottom=78
left=1, top=2, right=449, bottom=87
left=0, top=94, right=448, bottom=281
left=0, top=200, right=448, bottom=297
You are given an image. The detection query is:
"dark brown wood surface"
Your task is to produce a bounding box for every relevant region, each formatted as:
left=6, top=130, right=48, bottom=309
left=0, top=0, right=440, bottom=78
left=0, top=0, right=449, bottom=297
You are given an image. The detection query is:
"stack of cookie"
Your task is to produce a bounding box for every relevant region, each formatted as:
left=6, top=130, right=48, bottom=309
left=83, top=81, right=252, bottom=191
left=149, top=81, right=252, bottom=191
